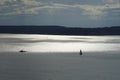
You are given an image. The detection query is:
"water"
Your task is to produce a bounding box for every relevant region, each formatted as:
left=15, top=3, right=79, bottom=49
left=0, top=34, right=120, bottom=53
left=0, top=34, right=120, bottom=80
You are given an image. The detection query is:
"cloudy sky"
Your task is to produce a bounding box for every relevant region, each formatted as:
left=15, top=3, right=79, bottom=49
left=0, top=0, right=120, bottom=27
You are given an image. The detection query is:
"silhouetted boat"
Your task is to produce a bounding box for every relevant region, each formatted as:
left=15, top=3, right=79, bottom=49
left=79, top=50, right=83, bottom=55
left=19, top=50, right=27, bottom=53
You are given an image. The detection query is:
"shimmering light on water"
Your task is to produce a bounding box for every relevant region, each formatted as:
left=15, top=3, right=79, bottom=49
left=0, top=34, right=120, bottom=53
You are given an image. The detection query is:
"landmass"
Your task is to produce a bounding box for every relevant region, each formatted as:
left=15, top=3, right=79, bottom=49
left=0, top=25, right=120, bottom=35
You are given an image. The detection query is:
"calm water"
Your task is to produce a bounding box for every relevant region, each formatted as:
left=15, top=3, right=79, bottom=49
left=0, top=34, right=120, bottom=53
left=0, top=34, right=120, bottom=80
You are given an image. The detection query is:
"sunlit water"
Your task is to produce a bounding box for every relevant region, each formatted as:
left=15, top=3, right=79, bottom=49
left=0, top=34, right=120, bottom=53
left=0, top=34, right=120, bottom=80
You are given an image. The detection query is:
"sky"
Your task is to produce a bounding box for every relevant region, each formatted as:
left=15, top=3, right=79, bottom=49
left=0, top=0, right=120, bottom=28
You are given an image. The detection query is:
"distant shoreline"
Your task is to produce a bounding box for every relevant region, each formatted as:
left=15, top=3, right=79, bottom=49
left=0, top=25, right=120, bottom=35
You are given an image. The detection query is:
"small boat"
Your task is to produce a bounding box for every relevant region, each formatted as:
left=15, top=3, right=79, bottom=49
left=19, top=50, right=27, bottom=53
left=79, top=50, right=83, bottom=55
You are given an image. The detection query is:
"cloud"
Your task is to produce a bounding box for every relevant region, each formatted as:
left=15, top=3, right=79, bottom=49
left=22, top=0, right=42, bottom=6
left=50, top=3, right=120, bottom=17
left=0, top=0, right=43, bottom=15
left=102, top=0, right=120, bottom=4
left=0, top=0, right=41, bottom=6
left=0, top=0, right=16, bottom=5
left=81, top=3, right=120, bottom=17
left=0, top=0, right=119, bottom=19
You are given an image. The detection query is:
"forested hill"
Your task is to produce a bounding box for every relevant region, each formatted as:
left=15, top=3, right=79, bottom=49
left=0, top=26, right=120, bottom=35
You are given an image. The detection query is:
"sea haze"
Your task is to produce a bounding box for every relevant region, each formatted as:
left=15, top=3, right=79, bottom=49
left=0, top=34, right=120, bottom=53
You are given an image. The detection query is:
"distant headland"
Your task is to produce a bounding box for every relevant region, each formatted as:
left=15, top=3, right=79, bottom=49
left=0, top=25, right=120, bottom=35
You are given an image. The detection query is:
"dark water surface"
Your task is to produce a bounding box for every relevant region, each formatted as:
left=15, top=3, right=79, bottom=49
left=0, top=52, right=120, bottom=80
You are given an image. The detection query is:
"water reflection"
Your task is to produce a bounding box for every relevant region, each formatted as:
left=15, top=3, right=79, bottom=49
left=0, top=34, right=120, bottom=52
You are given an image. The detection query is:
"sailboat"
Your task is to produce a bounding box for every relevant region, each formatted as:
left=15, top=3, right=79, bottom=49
left=79, top=50, right=83, bottom=55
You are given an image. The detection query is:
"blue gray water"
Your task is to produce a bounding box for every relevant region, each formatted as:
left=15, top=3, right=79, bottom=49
left=0, top=52, right=120, bottom=80
left=0, top=34, right=120, bottom=80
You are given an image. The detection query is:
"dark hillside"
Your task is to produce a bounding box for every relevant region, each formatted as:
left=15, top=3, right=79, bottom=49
left=0, top=26, right=120, bottom=35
